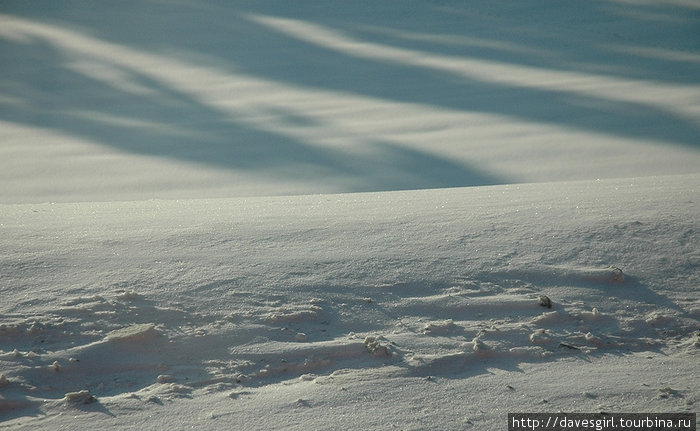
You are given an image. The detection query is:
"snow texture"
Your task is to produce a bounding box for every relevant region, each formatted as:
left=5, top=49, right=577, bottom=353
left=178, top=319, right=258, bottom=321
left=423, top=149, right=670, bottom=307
left=0, top=1, right=698, bottom=430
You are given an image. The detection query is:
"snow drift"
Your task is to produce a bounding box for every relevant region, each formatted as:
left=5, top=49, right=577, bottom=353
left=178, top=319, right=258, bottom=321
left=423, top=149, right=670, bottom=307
left=1, top=175, right=698, bottom=429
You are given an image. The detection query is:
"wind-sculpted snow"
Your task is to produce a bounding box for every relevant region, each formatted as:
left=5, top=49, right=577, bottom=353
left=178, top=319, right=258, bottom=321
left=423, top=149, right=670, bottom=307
left=1, top=176, right=698, bottom=429
left=1, top=271, right=694, bottom=414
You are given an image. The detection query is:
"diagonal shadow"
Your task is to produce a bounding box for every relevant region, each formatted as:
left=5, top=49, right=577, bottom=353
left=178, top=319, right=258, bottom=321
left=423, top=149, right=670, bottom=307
left=235, top=11, right=700, bottom=150
left=1, top=0, right=698, bottom=199
left=0, top=34, right=504, bottom=193
left=19, top=0, right=694, bottom=149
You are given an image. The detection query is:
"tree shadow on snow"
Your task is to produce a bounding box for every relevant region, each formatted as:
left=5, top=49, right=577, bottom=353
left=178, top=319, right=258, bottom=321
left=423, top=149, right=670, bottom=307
left=1, top=0, right=699, bottom=197
left=0, top=11, right=503, bottom=195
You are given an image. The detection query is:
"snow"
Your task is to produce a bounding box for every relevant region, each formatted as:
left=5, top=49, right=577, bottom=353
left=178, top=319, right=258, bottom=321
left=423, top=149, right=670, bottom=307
left=1, top=0, right=699, bottom=429
left=1, top=176, right=698, bottom=429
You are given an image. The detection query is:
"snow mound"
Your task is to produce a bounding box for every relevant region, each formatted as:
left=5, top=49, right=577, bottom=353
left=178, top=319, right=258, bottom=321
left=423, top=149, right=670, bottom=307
left=105, top=324, right=159, bottom=342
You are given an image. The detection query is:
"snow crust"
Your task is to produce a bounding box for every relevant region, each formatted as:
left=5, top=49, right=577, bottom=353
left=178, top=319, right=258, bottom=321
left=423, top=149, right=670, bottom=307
left=1, top=175, right=698, bottom=429
left=1, top=0, right=699, bottom=429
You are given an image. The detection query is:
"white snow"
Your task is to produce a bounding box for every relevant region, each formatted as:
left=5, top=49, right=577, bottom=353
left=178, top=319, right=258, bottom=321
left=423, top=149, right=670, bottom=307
left=1, top=1, right=698, bottom=430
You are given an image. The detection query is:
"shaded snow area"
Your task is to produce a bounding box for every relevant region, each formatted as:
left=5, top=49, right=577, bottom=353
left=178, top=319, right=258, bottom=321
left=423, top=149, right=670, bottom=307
left=1, top=176, right=698, bottom=429
left=1, top=0, right=699, bottom=429
left=1, top=1, right=700, bottom=203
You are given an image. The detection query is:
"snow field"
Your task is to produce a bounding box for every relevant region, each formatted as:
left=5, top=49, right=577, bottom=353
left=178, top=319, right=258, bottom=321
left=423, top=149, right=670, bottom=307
left=1, top=1, right=699, bottom=427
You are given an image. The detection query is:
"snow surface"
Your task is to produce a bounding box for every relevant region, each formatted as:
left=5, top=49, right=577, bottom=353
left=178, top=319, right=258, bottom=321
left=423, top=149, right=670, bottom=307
left=2, top=0, right=700, bottom=202
left=2, top=176, right=698, bottom=429
left=1, top=0, right=699, bottom=430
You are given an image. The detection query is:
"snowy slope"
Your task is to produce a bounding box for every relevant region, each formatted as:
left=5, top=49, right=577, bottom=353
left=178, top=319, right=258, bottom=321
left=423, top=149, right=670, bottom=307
left=1, top=175, right=698, bottom=429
